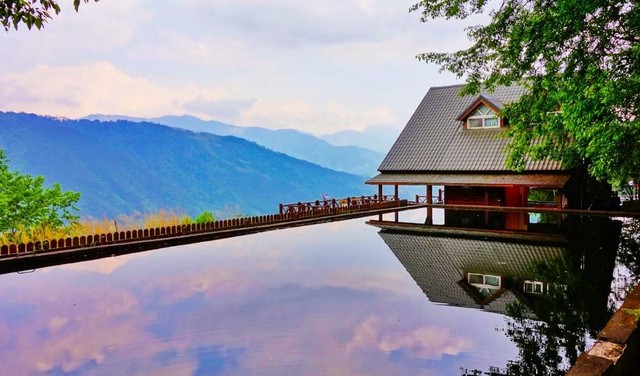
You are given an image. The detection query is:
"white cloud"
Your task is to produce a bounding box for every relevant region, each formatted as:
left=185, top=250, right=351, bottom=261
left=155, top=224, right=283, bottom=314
left=0, top=0, right=476, bottom=134
left=0, top=62, right=404, bottom=133
left=0, top=62, right=238, bottom=120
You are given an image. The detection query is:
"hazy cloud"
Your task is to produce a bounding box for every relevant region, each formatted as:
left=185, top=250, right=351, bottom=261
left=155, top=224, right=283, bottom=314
left=183, top=96, right=256, bottom=122
left=0, top=0, right=472, bottom=134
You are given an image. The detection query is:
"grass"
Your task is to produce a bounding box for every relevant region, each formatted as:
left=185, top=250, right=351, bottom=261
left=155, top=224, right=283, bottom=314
left=0, top=209, right=197, bottom=246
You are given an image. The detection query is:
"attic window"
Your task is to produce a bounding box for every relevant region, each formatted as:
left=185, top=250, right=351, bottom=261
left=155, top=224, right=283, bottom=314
left=523, top=280, right=545, bottom=294
left=467, top=105, right=499, bottom=129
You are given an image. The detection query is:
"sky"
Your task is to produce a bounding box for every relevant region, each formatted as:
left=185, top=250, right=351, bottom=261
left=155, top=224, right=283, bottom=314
left=0, top=0, right=480, bottom=135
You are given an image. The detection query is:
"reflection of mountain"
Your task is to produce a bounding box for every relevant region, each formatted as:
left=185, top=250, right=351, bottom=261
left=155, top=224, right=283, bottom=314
left=375, top=226, right=567, bottom=315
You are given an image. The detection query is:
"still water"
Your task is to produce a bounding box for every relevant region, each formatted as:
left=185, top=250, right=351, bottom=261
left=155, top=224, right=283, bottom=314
left=0, top=208, right=636, bottom=375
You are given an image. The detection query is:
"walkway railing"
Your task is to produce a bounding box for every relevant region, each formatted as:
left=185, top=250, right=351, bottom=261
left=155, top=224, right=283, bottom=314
left=279, top=194, right=398, bottom=217
left=415, top=195, right=444, bottom=204
left=1, top=196, right=407, bottom=259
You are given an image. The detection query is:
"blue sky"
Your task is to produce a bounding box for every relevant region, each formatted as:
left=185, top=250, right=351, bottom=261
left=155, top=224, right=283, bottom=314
left=0, top=1, right=479, bottom=135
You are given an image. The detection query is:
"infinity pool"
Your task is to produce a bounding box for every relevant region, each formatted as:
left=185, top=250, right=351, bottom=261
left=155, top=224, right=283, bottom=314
left=0, top=209, right=633, bottom=375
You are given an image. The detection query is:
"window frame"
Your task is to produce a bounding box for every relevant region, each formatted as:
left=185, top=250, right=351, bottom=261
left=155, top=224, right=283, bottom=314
left=523, top=280, right=545, bottom=294
left=468, top=273, right=502, bottom=289
left=466, top=104, right=501, bottom=129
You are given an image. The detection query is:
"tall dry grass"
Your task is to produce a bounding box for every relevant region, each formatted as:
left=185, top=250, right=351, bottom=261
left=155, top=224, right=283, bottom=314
left=0, top=209, right=194, bottom=246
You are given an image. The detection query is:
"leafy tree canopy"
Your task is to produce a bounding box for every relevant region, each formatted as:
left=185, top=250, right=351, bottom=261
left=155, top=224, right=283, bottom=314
left=412, top=0, right=640, bottom=184
left=0, top=150, right=80, bottom=242
left=1, top=0, right=98, bottom=30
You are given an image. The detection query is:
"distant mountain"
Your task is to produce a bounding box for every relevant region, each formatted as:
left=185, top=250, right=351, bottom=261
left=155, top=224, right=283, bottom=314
left=320, top=126, right=401, bottom=154
left=0, top=112, right=372, bottom=218
left=83, top=114, right=384, bottom=177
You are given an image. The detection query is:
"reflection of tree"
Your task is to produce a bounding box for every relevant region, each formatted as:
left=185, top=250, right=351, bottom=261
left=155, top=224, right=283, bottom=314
left=613, top=219, right=640, bottom=304
left=502, top=259, right=582, bottom=375
left=501, top=217, right=622, bottom=375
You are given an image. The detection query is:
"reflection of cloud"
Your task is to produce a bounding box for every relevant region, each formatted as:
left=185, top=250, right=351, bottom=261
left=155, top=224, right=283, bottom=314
left=0, top=215, right=512, bottom=375
left=0, top=288, right=156, bottom=374
left=57, top=253, right=142, bottom=275
left=48, top=316, right=70, bottom=333
left=149, top=270, right=252, bottom=305
left=347, top=316, right=471, bottom=360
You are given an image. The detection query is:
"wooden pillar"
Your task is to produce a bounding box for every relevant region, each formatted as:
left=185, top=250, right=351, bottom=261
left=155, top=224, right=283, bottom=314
left=521, top=186, right=529, bottom=229
left=484, top=188, right=489, bottom=226
left=557, top=189, right=563, bottom=209
left=394, top=184, right=399, bottom=222
left=426, top=185, right=433, bottom=225
left=378, top=184, right=383, bottom=221
left=557, top=188, right=563, bottom=225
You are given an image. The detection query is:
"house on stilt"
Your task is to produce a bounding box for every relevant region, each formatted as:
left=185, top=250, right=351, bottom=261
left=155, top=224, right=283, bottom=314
left=366, top=84, right=613, bottom=230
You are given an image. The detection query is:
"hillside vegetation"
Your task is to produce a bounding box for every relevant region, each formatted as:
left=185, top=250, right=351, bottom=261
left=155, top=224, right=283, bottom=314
left=85, top=114, right=384, bottom=177
left=0, top=112, right=371, bottom=218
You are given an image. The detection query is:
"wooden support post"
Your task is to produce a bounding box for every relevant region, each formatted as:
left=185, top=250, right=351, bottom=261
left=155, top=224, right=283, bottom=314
left=521, top=186, right=529, bottom=229
left=394, top=185, right=399, bottom=200
left=557, top=189, right=563, bottom=209
left=376, top=187, right=383, bottom=220
left=557, top=189, right=563, bottom=225
left=484, top=189, right=490, bottom=226
left=426, top=185, right=433, bottom=225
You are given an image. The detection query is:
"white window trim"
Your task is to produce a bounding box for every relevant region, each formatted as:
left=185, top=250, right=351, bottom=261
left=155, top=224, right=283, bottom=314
left=466, top=104, right=500, bottom=129
left=523, top=280, right=545, bottom=294
left=468, top=273, right=502, bottom=290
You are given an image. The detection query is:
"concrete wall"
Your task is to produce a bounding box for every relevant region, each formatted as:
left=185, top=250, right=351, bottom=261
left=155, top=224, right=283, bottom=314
left=567, top=285, right=640, bottom=375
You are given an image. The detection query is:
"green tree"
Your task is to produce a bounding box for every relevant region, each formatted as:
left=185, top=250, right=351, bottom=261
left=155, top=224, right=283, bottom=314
left=1, top=0, right=98, bottom=31
left=0, top=150, right=80, bottom=242
left=411, top=0, right=640, bottom=184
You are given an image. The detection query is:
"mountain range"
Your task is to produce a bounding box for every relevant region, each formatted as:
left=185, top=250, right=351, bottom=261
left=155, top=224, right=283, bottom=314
left=0, top=112, right=373, bottom=219
left=83, top=114, right=386, bottom=177
left=320, top=126, right=400, bottom=154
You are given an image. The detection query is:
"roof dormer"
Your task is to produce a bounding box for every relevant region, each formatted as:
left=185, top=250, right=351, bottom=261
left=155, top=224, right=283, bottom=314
left=456, top=94, right=505, bottom=129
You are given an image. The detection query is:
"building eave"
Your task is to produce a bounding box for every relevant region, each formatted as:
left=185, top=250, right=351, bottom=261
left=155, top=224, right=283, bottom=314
left=365, top=172, right=570, bottom=188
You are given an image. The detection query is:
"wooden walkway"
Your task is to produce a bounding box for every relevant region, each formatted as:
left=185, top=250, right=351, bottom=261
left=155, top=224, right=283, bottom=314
left=0, top=199, right=414, bottom=275
left=2, top=199, right=637, bottom=275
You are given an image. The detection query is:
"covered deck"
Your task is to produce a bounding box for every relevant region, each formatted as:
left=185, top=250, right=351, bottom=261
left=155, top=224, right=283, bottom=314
left=366, top=172, right=571, bottom=229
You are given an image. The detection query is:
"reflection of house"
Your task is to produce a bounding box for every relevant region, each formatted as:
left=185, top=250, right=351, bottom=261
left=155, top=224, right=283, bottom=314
left=374, top=223, right=568, bottom=315
left=366, top=85, right=612, bottom=229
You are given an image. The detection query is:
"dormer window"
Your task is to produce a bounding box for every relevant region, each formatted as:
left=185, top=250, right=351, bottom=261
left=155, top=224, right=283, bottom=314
left=456, top=94, right=505, bottom=129
left=467, top=105, right=499, bottom=129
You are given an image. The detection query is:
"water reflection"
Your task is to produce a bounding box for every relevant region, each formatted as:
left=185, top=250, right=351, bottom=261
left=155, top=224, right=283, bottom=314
left=0, top=217, right=513, bottom=375
left=371, top=211, right=624, bottom=375
left=0, top=210, right=636, bottom=375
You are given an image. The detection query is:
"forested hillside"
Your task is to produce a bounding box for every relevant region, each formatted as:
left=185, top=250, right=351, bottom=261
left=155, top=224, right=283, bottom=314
left=0, top=112, right=371, bottom=218
left=85, top=114, right=384, bottom=177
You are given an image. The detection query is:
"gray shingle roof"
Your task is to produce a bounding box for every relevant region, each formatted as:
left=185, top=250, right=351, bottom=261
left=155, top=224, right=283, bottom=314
left=378, top=84, right=563, bottom=172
